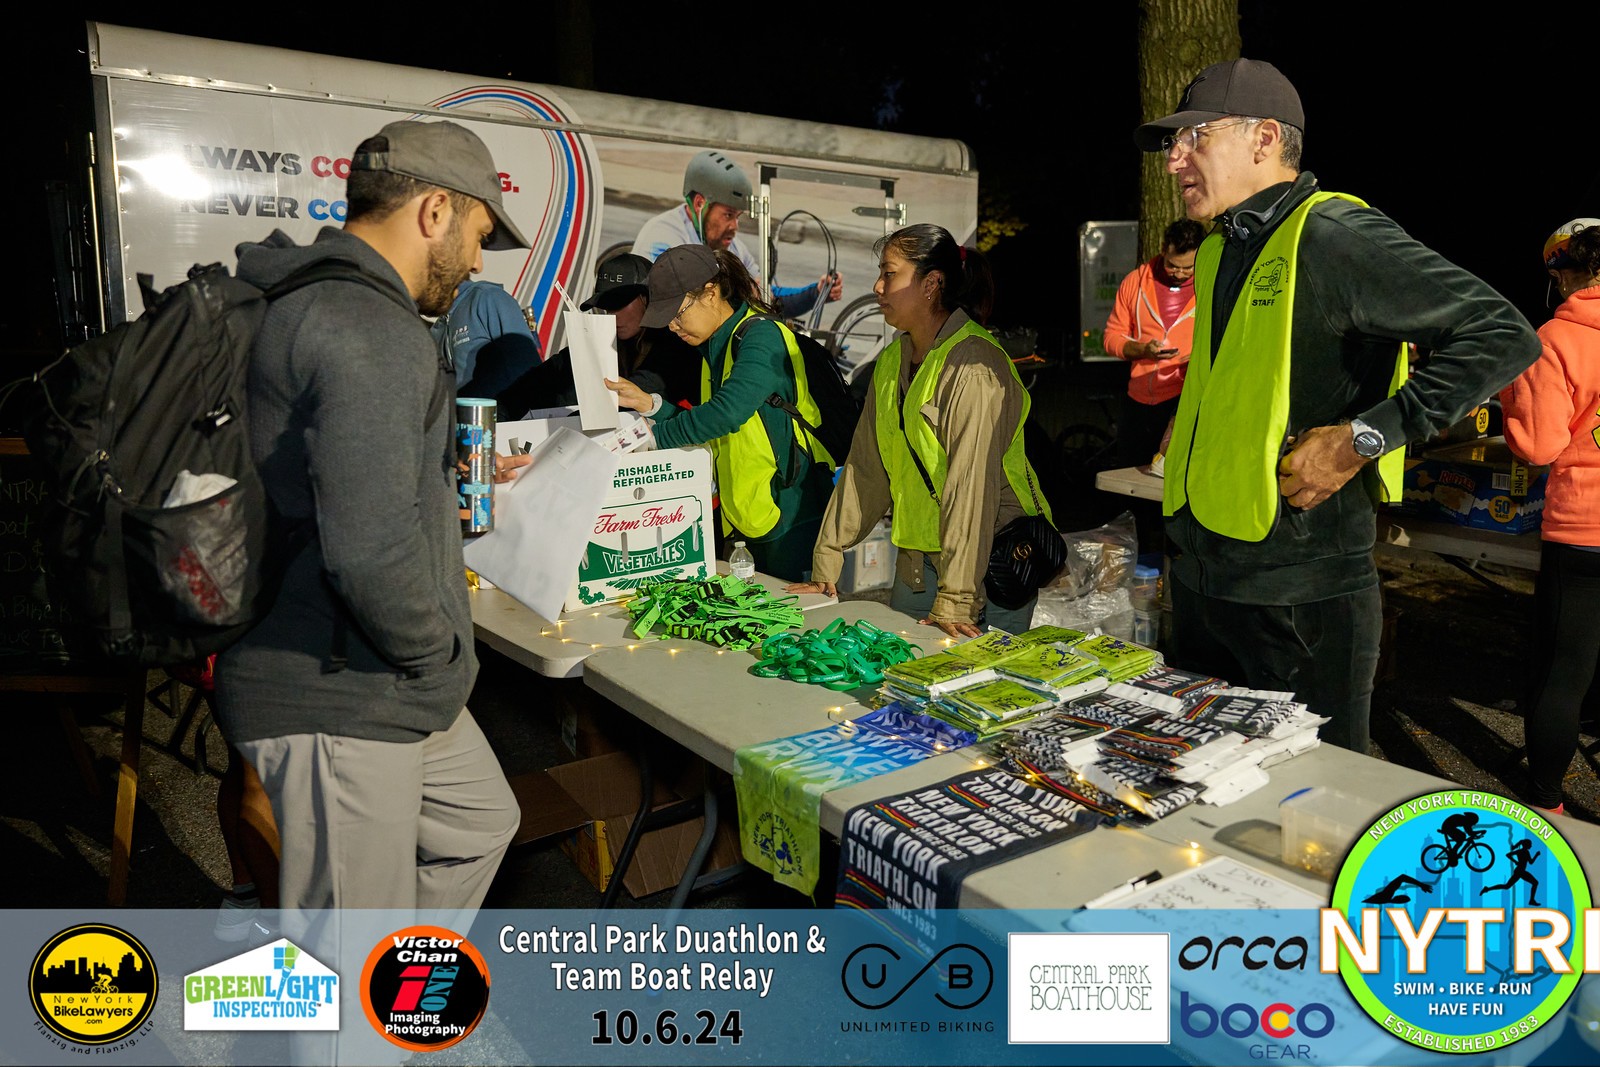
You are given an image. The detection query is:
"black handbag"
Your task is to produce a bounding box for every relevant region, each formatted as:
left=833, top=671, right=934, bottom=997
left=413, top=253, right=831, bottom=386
left=897, top=400, right=1064, bottom=612
left=983, top=513, right=1067, bottom=610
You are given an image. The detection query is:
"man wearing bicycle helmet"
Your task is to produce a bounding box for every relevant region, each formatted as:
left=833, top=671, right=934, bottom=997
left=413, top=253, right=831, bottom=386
left=632, top=148, right=843, bottom=319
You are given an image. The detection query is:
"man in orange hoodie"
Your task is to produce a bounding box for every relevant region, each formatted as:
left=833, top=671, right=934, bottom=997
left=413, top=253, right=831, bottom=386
left=1104, top=218, right=1208, bottom=470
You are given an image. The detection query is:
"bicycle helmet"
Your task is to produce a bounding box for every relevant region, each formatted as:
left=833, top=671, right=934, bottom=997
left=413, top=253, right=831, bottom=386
left=682, top=150, right=752, bottom=212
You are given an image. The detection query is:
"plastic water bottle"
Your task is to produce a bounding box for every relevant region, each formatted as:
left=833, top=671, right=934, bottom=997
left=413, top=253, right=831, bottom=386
left=729, top=541, right=756, bottom=581
left=1132, top=563, right=1161, bottom=647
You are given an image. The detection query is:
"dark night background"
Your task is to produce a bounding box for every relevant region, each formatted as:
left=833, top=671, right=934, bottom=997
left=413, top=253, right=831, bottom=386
left=9, top=4, right=1597, bottom=413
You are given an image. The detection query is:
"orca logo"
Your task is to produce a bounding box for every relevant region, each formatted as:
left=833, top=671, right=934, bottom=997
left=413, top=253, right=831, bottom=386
left=1178, top=934, right=1309, bottom=971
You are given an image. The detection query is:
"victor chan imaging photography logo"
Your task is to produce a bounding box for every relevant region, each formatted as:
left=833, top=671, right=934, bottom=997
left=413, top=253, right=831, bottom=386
left=1007, top=932, right=1168, bottom=1044
left=360, top=925, right=491, bottom=1052
left=29, top=922, right=157, bottom=1047
left=1324, top=788, right=1595, bottom=1054
left=184, top=937, right=339, bottom=1030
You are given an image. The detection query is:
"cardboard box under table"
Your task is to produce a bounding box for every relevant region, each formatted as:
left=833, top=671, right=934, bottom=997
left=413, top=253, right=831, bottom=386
left=1398, top=436, right=1546, bottom=535
left=510, top=750, right=740, bottom=899
left=567, top=448, right=715, bottom=611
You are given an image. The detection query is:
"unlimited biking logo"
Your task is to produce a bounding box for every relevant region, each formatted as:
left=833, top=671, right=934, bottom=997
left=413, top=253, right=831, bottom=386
left=1323, top=789, right=1596, bottom=1054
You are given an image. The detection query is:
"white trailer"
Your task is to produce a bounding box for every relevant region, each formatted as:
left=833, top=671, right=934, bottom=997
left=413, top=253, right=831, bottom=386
left=83, top=21, right=978, bottom=367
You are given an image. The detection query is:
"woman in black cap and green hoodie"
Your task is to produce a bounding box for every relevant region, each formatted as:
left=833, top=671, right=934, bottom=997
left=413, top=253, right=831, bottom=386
left=606, top=244, right=834, bottom=581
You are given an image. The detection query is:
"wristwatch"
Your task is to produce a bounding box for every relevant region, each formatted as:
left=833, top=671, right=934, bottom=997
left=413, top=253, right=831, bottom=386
left=1349, top=417, right=1386, bottom=459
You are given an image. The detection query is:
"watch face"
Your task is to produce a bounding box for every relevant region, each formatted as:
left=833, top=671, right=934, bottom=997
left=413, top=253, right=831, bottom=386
left=1353, top=431, right=1384, bottom=457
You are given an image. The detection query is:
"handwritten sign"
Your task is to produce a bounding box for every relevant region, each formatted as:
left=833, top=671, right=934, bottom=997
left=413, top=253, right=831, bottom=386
left=1090, top=855, right=1323, bottom=912
left=0, top=439, right=74, bottom=670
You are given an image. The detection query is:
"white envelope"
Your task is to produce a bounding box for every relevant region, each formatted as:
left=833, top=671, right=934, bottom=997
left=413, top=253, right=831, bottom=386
left=462, top=426, right=619, bottom=622
left=563, top=309, right=620, bottom=431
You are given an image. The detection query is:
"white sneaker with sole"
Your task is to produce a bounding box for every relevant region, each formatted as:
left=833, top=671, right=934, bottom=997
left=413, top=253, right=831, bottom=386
left=213, top=894, right=261, bottom=942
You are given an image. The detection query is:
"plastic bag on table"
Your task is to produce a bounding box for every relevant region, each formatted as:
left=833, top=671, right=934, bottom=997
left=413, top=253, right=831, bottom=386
left=1030, top=510, right=1138, bottom=638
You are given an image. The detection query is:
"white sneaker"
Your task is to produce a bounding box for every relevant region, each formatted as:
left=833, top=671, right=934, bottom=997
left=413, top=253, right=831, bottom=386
left=213, top=894, right=260, bottom=942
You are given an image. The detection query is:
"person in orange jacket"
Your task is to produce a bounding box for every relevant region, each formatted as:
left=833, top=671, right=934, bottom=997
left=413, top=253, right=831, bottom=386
left=1103, top=218, right=1207, bottom=470
left=1499, top=218, right=1600, bottom=817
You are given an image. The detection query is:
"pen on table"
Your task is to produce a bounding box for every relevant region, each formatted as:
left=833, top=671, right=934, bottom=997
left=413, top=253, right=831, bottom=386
left=1080, top=868, right=1163, bottom=909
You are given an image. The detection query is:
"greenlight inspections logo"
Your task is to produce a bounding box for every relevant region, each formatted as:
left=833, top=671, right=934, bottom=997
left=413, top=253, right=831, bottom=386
left=184, top=938, right=339, bottom=1030
left=1324, top=789, right=1593, bottom=1054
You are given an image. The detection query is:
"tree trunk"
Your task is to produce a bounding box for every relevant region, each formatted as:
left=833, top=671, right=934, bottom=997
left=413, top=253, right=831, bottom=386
left=1137, top=0, right=1240, bottom=260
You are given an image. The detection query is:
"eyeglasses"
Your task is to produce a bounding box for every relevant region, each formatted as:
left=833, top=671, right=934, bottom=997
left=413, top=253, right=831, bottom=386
left=1161, top=118, right=1253, bottom=155
left=671, top=292, right=697, bottom=327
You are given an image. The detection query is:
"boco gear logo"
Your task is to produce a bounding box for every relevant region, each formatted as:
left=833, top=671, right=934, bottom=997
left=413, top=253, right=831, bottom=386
left=1324, top=789, right=1594, bottom=1054
left=841, top=942, right=992, bottom=1009
left=30, top=923, right=158, bottom=1045
left=361, top=925, right=491, bottom=1052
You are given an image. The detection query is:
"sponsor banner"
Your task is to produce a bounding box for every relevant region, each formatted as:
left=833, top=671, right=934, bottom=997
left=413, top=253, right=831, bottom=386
left=3, top=907, right=1598, bottom=1064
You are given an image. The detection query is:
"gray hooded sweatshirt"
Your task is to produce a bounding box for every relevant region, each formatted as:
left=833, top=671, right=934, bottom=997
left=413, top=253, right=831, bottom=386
left=214, top=227, right=476, bottom=744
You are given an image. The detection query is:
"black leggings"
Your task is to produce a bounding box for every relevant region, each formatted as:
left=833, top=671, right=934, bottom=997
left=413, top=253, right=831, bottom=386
left=1523, top=541, right=1600, bottom=808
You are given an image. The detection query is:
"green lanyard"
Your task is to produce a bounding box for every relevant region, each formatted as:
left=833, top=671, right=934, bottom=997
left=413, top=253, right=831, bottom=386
left=750, top=617, right=922, bottom=690
left=626, top=574, right=805, bottom=651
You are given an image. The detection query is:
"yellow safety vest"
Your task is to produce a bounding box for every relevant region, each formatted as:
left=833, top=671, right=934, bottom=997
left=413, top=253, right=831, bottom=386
left=873, top=319, right=1052, bottom=552
left=1164, top=191, right=1408, bottom=541
left=702, top=308, right=832, bottom=537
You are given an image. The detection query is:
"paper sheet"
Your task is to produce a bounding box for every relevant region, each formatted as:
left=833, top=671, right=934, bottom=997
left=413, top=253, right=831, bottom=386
left=462, top=426, right=618, bottom=622
left=563, top=309, right=619, bottom=430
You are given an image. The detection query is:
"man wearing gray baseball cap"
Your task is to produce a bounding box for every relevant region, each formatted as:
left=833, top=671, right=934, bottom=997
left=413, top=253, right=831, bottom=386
left=1138, top=58, right=1540, bottom=757
left=216, top=118, right=526, bottom=1063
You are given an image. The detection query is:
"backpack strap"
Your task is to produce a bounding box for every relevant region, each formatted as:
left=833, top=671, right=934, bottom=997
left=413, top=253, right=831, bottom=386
left=733, top=314, right=827, bottom=442
left=730, top=314, right=817, bottom=489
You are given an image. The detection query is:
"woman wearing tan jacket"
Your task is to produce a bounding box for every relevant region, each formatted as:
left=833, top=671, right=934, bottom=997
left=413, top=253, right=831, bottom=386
left=788, top=224, right=1053, bottom=637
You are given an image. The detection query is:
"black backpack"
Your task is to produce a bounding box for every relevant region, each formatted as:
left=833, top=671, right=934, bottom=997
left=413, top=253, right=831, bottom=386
left=14, top=258, right=424, bottom=669
left=732, top=314, right=861, bottom=467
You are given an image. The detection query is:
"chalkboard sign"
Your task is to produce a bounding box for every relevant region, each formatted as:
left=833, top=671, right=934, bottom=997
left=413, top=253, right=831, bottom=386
left=0, top=438, right=75, bottom=670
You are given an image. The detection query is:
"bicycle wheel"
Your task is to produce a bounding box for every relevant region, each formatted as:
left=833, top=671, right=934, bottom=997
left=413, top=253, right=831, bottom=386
left=1465, top=841, right=1495, bottom=873
left=1420, top=843, right=1451, bottom=874
left=829, top=294, right=892, bottom=384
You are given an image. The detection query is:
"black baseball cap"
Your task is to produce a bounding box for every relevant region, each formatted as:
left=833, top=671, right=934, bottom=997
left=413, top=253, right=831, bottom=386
left=640, top=245, right=720, bottom=328
left=580, top=252, right=652, bottom=311
left=1134, top=58, right=1304, bottom=152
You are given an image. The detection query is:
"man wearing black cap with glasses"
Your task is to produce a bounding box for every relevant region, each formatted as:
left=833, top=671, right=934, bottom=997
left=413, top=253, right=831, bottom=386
left=495, top=250, right=700, bottom=416
left=1134, top=58, right=1540, bottom=754
left=214, top=119, right=529, bottom=1062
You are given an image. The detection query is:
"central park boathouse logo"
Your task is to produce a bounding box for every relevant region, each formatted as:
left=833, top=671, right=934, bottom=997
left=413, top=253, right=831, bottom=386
left=1324, top=788, right=1595, bottom=1053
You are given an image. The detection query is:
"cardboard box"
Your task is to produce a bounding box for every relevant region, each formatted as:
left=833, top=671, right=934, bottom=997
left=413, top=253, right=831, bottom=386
left=1398, top=437, right=1546, bottom=535
left=507, top=751, right=740, bottom=899
left=566, top=447, right=716, bottom=611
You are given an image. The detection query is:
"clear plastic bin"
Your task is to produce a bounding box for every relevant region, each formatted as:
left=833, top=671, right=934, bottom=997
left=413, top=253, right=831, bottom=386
left=1279, top=785, right=1364, bottom=878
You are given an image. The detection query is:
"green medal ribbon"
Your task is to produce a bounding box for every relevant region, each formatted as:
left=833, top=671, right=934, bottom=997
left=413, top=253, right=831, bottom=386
left=625, top=574, right=805, bottom=650
left=749, top=617, right=922, bottom=690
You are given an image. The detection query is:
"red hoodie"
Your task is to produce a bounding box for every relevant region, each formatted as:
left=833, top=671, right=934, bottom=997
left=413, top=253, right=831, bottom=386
left=1102, top=257, right=1196, bottom=404
left=1499, top=284, right=1600, bottom=546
